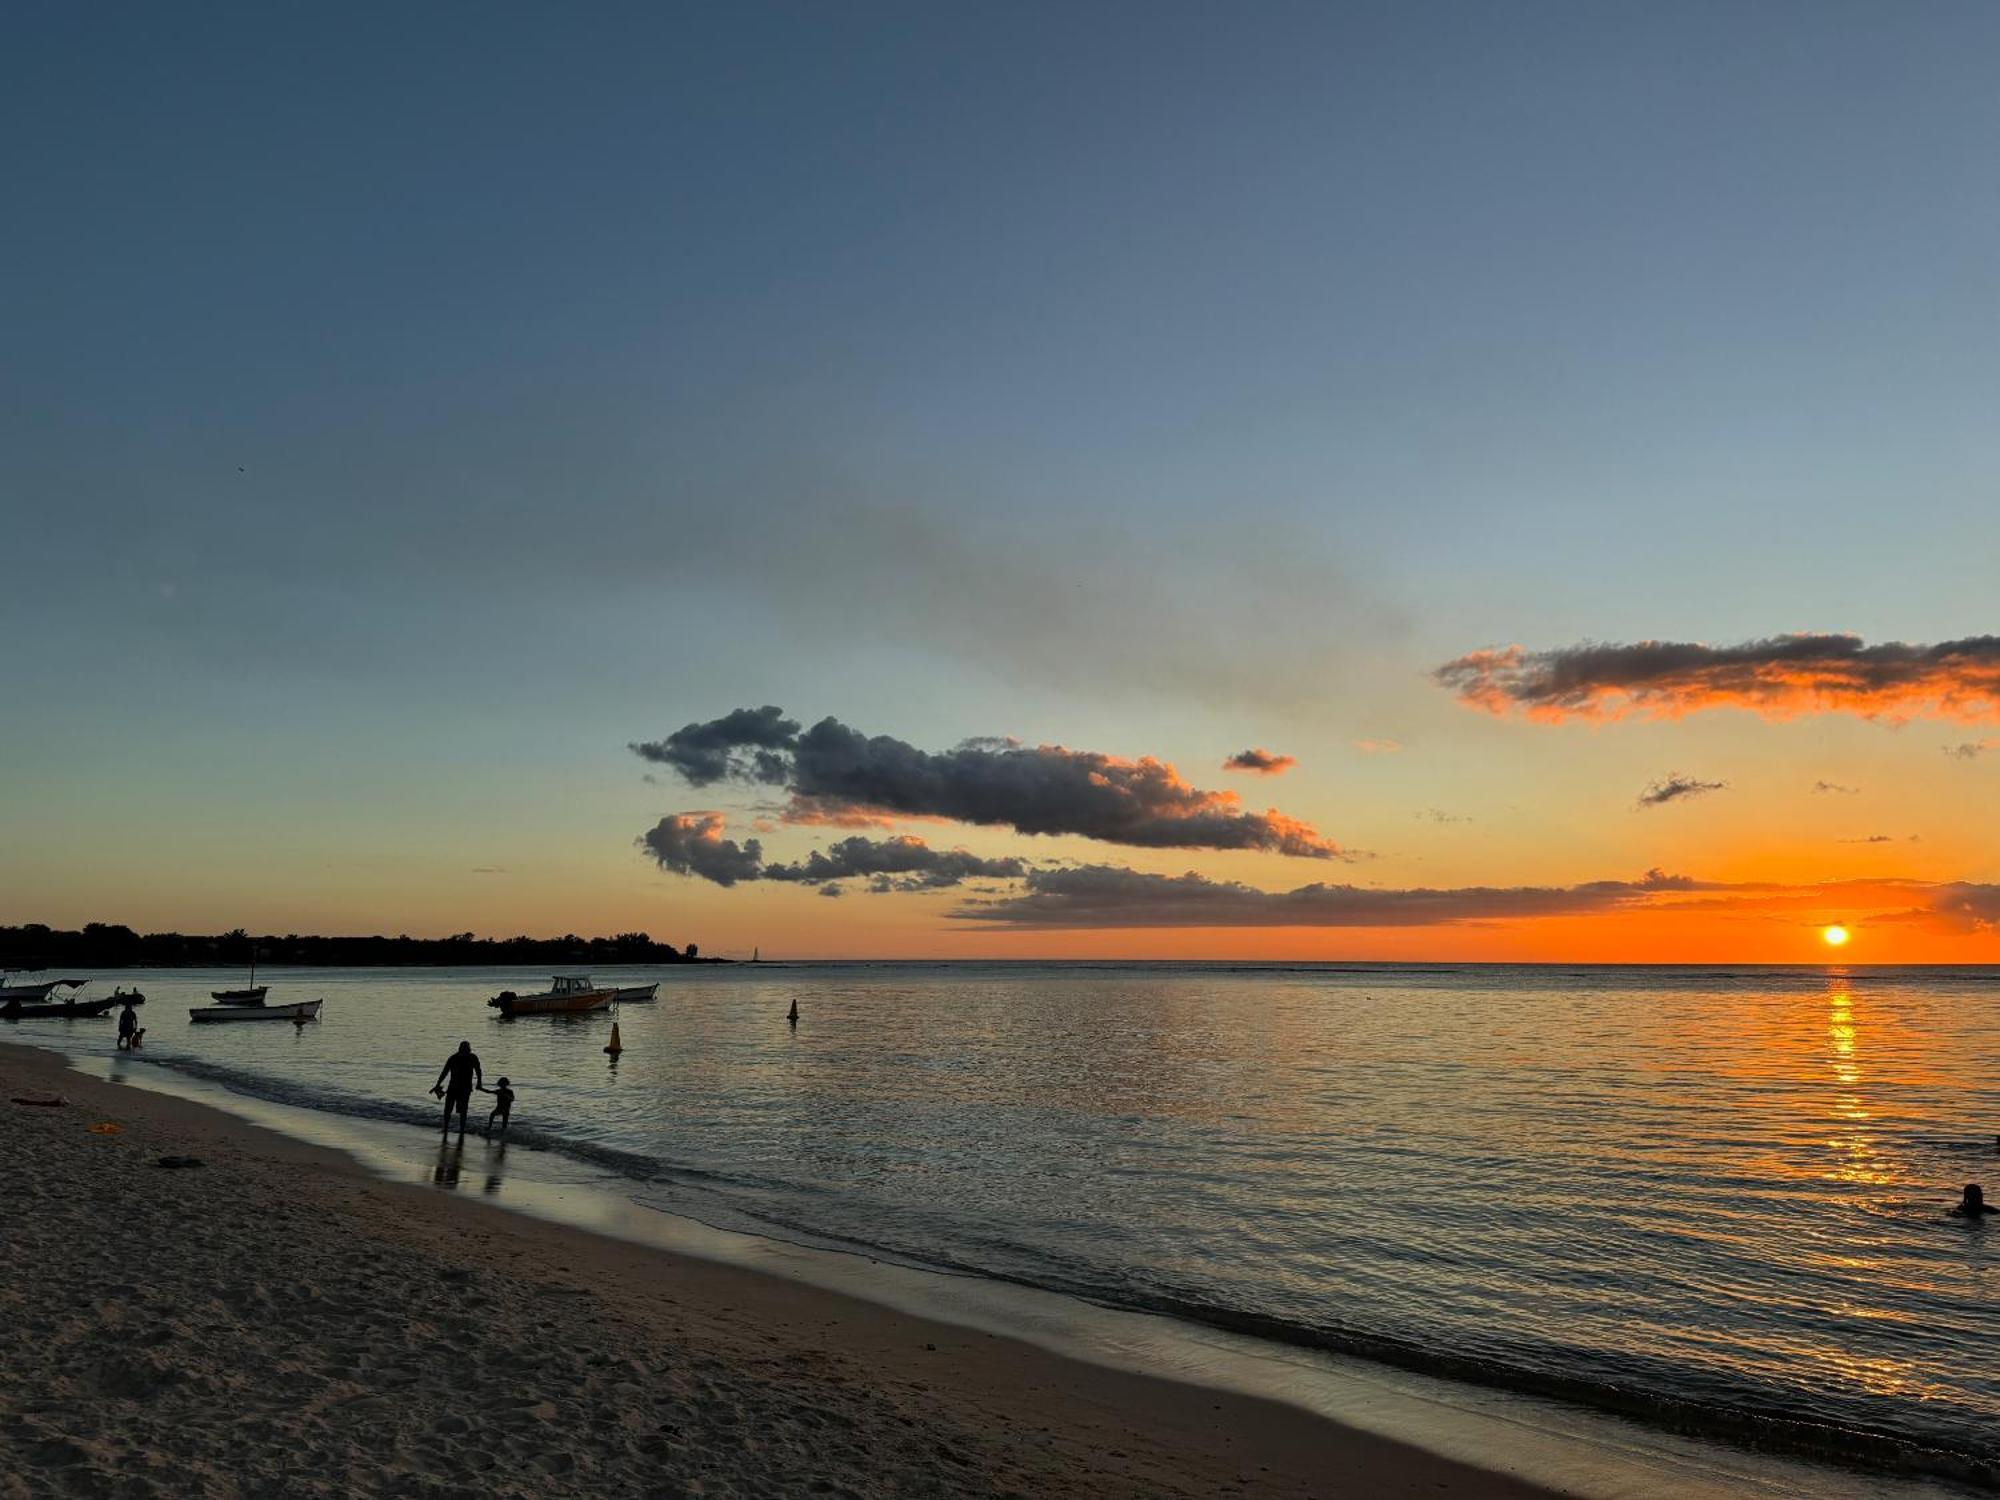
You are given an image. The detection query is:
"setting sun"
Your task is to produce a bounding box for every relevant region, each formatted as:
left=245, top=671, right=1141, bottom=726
left=1822, top=924, right=1851, bottom=947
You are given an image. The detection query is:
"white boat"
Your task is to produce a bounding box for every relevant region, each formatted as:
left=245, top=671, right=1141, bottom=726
left=189, top=999, right=323, bottom=1024
left=611, top=981, right=658, bottom=1003
left=0, top=974, right=88, bottom=1002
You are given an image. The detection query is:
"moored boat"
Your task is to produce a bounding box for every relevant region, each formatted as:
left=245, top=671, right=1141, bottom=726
left=610, top=981, right=659, bottom=1003
left=189, top=999, right=323, bottom=1024
left=0, top=975, right=89, bottom=1002
left=1, top=993, right=117, bottom=1021
left=212, top=953, right=266, bottom=1003
left=487, top=975, right=614, bottom=1017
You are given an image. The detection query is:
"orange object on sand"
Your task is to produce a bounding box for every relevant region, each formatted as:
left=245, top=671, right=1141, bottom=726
left=87, top=1122, right=123, bottom=1135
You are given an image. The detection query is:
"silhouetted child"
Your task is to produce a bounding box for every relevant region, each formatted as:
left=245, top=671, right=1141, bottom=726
left=1951, top=1184, right=1996, bottom=1219
left=480, top=1077, right=514, bottom=1138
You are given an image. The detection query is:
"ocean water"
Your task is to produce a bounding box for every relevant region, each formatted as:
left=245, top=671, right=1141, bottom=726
left=16, top=962, right=2000, bottom=1485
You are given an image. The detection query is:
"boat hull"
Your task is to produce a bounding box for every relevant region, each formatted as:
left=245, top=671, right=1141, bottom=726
left=611, top=983, right=659, bottom=1003
left=492, top=991, right=613, bottom=1017
left=190, top=999, right=323, bottom=1024
left=1, top=997, right=117, bottom=1020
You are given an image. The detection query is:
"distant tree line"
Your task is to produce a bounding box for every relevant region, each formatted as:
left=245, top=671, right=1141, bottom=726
left=0, top=924, right=723, bottom=970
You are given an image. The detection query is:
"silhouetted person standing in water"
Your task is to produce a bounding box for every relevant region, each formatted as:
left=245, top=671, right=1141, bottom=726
left=431, top=1041, right=482, bottom=1134
left=116, top=1001, right=140, bottom=1051
left=1951, top=1184, right=1997, bottom=1219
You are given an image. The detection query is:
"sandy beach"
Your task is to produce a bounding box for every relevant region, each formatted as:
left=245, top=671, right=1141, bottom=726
left=0, top=1041, right=1560, bottom=1500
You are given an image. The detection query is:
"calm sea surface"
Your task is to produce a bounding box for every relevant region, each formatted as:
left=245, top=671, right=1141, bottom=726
left=16, top=962, right=2000, bottom=1482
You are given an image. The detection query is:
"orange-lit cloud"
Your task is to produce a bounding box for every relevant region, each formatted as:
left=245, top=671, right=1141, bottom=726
left=1223, top=747, right=1296, bottom=776
left=1438, top=633, right=2000, bottom=723
left=1354, top=738, right=1402, bottom=753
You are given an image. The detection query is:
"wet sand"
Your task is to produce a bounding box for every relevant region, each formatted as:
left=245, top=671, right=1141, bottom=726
left=0, top=1041, right=1562, bottom=1499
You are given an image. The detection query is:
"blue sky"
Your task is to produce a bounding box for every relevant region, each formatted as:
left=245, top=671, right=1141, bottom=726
left=6, top=3, right=1999, bottom=952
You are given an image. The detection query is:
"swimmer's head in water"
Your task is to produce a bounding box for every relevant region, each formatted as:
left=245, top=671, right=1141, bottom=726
left=1965, top=1184, right=1986, bottom=1211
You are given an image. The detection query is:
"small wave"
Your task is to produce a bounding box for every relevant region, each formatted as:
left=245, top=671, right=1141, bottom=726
left=130, top=1054, right=760, bottom=1194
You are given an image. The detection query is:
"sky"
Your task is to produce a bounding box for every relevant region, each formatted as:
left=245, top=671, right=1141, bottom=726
left=6, top=2, right=2000, bottom=960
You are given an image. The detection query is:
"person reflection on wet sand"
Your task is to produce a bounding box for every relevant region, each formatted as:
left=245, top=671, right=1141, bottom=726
left=432, top=1135, right=465, bottom=1188
left=484, top=1138, right=507, bottom=1196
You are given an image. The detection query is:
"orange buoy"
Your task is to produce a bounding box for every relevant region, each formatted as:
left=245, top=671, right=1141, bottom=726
left=604, top=1021, right=622, bottom=1055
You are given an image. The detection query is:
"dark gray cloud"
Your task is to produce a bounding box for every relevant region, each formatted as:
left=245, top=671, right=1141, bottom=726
left=631, top=706, right=800, bottom=787
left=642, top=822, right=1025, bottom=892
left=1438, top=634, right=2000, bottom=723
left=631, top=708, right=1346, bottom=858
left=1223, top=748, right=1296, bottom=776
left=1944, top=739, right=2000, bottom=760
left=1636, top=774, right=1727, bottom=808
left=951, top=866, right=1707, bottom=929
left=1812, top=780, right=1859, bottom=794
left=638, top=813, right=764, bottom=887
left=763, top=835, right=1026, bottom=891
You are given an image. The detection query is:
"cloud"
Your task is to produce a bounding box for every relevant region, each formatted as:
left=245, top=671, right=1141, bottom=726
left=1893, top=883, right=2000, bottom=932
left=1812, top=780, right=1859, bottom=794
left=631, top=706, right=800, bottom=787
left=952, top=866, right=2000, bottom=934
left=470, top=867, right=509, bottom=875
left=1223, top=748, right=1296, bottom=776
left=951, top=866, right=1711, bottom=929
left=638, top=813, right=764, bottom=887
left=641, top=821, right=1025, bottom=892
left=1354, top=738, right=1402, bottom=753
left=1945, top=739, right=2000, bottom=760
left=762, top=835, right=1026, bottom=891
left=1636, top=774, right=1728, bottom=808
left=1838, top=834, right=1918, bottom=844
left=1419, top=808, right=1471, bottom=824
left=817, top=884, right=845, bottom=898
left=1437, top=634, right=2000, bottom=724
left=633, top=709, right=1348, bottom=859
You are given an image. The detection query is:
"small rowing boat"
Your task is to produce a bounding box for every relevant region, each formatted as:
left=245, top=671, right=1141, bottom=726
left=610, top=981, right=659, bottom=1003
left=189, top=999, right=323, bottom=1024
left=487, top=975, right=614, bottom=1018
left=212, top=953, right=266, bottom=1004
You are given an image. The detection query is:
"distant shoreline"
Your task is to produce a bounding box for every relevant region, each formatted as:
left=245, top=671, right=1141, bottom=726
left=1, top=923, right=727, bottom=971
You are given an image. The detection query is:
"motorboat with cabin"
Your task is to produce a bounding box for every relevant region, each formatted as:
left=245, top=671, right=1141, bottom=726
left=487, top=975, right=615, bottom=1018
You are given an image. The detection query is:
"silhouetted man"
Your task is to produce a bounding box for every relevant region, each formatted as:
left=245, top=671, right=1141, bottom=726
left=431, top=1041, right=482, bottom=1134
